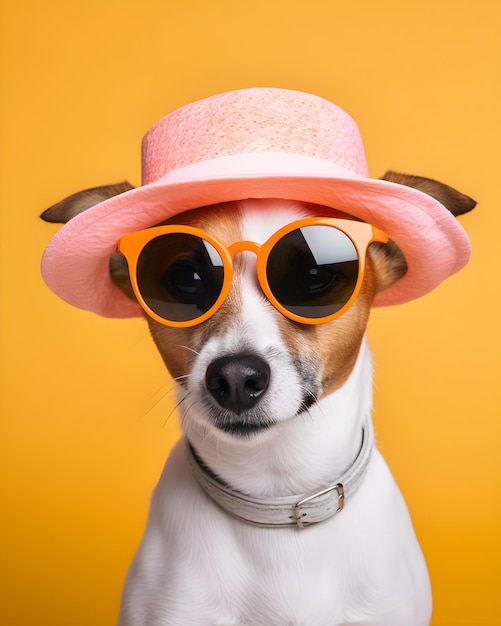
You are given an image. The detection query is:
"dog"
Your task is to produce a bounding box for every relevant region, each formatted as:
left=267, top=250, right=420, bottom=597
left=40, top=89, right=475, bottom=625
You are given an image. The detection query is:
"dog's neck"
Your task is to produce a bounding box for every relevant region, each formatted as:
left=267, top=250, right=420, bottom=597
left=183, top=337, right=373, bottom=499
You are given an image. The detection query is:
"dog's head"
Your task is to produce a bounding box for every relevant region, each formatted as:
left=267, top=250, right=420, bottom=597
left=42, top=174, right=475, bottom=446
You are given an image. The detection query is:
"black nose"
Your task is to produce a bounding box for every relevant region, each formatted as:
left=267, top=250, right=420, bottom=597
left=205, top=354, right=271, bottom=415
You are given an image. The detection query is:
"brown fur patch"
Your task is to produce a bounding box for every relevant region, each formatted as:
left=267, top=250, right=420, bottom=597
left=146, top=202, right=244, bottom=382
left=273, top=253, right=378, bottom=399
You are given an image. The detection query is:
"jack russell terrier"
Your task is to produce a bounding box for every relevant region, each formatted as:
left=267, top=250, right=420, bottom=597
left=41, top=88, right=475, bottom=625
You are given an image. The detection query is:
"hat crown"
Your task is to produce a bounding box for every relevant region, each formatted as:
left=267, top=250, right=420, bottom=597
left=142, top=88, right=368, bottom=185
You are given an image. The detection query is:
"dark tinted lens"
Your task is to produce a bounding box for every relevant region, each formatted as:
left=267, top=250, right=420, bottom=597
left=266, top=225, right=359, bottom=319
left=136, top=233, right=224, bottom=322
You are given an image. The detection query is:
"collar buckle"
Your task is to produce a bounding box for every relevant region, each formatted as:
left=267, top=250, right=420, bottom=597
left=293, top=483, right=345, bottom=529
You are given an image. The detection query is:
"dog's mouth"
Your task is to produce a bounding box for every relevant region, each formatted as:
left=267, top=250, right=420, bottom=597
left=208, top=408, right=275, bottom=438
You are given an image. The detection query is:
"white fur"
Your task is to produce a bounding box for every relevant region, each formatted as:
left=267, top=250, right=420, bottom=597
left=118, top=201, right=432, bottom=625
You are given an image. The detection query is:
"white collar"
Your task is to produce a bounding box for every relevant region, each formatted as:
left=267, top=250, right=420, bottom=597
left=186, top=418, right=374, bottom=529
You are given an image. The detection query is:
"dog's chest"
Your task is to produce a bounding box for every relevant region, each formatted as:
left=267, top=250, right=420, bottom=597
left=178, top=514, right=359, bottom=625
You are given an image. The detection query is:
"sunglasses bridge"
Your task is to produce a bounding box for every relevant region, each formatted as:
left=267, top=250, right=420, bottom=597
left=225, top=239, right=264, bottom=258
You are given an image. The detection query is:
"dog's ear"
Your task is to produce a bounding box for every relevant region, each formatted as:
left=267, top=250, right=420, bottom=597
left=381, top=170, right=477, bottom=217
left=41, top=181, right=138, bottom=301
left=40, top=181, right=135, bottom=224
left=370, top=171, right=476, bottom=293
left=109, top=250, right=136, bottom=302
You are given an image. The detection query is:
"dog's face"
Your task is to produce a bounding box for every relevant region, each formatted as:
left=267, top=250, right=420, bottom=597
left=42, top=172, right=474, bottom=447
left=110, top=198, right=404, bottom=442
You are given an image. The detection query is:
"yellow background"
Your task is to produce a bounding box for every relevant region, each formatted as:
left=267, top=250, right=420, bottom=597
left=1, top=1, right=500, bottom=624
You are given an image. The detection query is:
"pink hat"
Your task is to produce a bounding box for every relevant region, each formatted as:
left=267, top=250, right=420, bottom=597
left=41, top=88, right=472, bottom=319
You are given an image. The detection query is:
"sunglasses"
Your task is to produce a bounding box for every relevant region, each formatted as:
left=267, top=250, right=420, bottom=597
left=117, top=217, right=389, bottom=328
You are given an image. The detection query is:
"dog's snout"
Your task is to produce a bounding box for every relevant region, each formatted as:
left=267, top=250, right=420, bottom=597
left=205, top=354, right=270, bottom=415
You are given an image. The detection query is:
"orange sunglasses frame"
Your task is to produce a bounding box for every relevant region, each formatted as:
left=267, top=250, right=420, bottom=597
left=117, top=217, right=389, bottom=328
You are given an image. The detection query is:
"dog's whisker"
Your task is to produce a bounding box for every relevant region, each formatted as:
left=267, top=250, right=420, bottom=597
left=162, top=393, right=190, bottom=429
left=144, top=374, right=192, bottom=417
left=299, top=385, right=319, bottom=409
left=145, top=382, right=180, bottom=416
left=179, top=396, right=203, bottom=438
left=298, top=406, right=314, bottom=426
left=178, top=344, right=201, bottom=357
left=173, top=373, right=190, bottom=382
